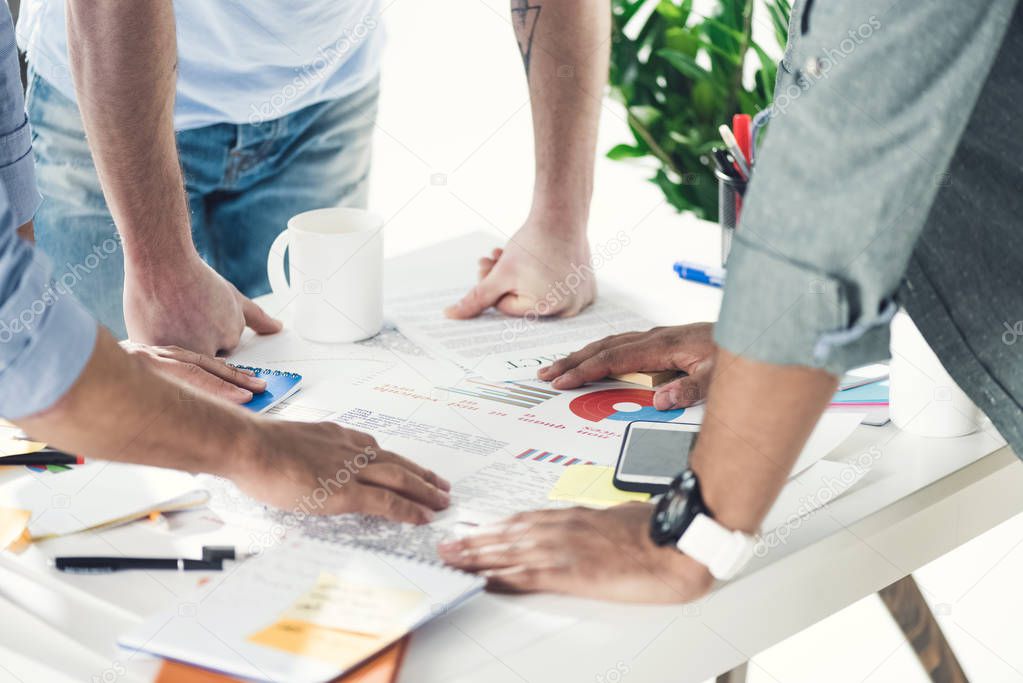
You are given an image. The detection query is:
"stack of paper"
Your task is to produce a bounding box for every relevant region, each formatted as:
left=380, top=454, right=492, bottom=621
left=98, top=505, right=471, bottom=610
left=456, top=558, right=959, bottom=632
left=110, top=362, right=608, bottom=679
left=0, top=462, right=208, bottom=549
left=121, top=536, right=482, bottom=683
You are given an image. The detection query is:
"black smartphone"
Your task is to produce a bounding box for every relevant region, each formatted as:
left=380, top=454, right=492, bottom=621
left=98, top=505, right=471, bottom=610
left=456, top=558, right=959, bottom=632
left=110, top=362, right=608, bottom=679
left=613, top=421, right=700, bottom=495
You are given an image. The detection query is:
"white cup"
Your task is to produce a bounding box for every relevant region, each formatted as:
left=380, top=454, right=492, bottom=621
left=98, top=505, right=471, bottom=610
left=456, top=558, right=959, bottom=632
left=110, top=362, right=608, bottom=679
left=267, top=208, right=383, bottom=343
left=889, top=310, right=982, bottom=438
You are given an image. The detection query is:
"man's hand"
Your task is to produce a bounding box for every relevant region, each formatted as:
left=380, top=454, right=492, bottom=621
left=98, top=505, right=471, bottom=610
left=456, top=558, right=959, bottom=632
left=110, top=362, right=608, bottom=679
left=438, top=503, right=713, bottom=603
left=236, top=421, right=451, bottom=525
left=538, top=323, right=717, bottom=409
left=120, top=341, right=268, bottom=404
left=124, top=256, right=282, bottom=356
left=445, top=224, right=595, bottom=319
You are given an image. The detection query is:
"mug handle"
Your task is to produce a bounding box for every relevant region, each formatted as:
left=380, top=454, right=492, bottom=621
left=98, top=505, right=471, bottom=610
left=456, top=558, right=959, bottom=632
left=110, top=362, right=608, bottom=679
left=267, top=230, right=291, bottom=294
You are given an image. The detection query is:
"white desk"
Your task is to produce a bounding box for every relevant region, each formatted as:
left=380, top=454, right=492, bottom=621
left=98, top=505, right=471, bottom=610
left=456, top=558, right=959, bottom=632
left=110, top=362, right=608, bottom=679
left=1, top=214, right=1020, bottom=683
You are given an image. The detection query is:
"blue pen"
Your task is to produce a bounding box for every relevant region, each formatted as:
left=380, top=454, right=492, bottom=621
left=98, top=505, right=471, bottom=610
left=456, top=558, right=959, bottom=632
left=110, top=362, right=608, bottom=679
left=673, top=261, right=726, bottom=288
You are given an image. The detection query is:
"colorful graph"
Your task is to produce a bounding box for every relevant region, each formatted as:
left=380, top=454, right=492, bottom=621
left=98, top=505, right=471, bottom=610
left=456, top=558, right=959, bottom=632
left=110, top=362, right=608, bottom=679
left=516, top=448, right=594, bottom=466
left=568, top=388, right=687, bottom=423
left=442, top=379, right=560, bottom=409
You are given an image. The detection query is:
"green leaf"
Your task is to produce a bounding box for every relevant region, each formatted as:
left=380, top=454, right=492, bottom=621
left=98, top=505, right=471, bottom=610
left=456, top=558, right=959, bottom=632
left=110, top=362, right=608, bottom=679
left=628, top=104, right=662, bottom=127
left=664, top=27, right=699, bottom=57
left=654, top=0, right=682, bottom=22
left=655, top=48, right=714, bottom=83
left=607, top=143, right=650, bottom=160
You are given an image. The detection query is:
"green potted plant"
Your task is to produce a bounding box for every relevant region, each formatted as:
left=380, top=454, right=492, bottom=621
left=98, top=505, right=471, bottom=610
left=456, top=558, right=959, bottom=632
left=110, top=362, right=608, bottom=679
left=608, top=0, right=791, bottom=218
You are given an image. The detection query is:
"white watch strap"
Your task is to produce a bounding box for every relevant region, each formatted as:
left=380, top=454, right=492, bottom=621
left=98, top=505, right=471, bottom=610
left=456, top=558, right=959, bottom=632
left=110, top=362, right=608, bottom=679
left=675, top=513, right=755, bottom=581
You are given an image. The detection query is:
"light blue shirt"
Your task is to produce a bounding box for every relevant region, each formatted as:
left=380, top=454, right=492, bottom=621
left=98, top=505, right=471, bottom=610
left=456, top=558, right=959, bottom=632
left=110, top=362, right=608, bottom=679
left=16, top=0, right=384, bottom=130
left=0, top=3, right=96, bottom=419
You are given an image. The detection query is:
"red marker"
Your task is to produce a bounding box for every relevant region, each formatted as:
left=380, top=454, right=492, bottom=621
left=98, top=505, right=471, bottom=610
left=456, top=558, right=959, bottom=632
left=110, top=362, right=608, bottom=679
left=732, top=114, right=752, bottom=165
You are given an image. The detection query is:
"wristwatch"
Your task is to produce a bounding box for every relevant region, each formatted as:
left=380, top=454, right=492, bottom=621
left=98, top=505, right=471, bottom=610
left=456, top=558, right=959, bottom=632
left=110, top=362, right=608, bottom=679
left=649, top=469, right=756, bottom=581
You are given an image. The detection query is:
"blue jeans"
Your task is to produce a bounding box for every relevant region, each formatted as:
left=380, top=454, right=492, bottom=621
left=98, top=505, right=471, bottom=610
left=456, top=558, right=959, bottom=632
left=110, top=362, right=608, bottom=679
left=26, top=71, right=378, bottom=339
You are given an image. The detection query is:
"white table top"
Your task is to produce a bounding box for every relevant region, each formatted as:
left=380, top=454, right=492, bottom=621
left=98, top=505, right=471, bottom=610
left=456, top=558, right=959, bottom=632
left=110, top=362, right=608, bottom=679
left=2, top=212, right=1020, bottom=683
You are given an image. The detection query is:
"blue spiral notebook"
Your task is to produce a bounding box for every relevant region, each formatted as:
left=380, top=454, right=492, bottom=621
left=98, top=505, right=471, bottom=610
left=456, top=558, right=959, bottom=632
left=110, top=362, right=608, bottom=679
left=232, top=366, right=304, bottom=413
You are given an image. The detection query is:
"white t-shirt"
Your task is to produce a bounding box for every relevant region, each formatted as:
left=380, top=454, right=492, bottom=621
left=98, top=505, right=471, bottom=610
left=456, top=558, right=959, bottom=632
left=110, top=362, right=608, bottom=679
left=16, top=0, right=384, bottom=130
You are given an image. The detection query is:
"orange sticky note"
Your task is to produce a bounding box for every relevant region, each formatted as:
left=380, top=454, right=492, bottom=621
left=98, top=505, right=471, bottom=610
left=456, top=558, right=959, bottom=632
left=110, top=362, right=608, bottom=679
left=248, top=618, right=386, bottom=670
left=0, top=508, right=31, bottom=551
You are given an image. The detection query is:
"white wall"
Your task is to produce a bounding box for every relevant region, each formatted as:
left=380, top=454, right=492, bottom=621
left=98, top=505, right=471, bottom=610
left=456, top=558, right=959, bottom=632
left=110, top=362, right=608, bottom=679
left=369, top=0, right=668, bottom=259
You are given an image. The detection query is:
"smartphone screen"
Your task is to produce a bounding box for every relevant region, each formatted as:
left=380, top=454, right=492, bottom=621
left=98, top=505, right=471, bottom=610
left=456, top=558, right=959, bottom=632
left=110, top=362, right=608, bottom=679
left=614, top=422, right=699, bottom=493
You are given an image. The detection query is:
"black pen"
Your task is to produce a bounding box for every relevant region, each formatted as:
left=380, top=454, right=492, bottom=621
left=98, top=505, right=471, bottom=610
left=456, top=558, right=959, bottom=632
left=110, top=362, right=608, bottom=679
left=0, top=450, right=83, bottom=467
left=711, top=147, right=742, bottom=180
left=53, top=546, right=246, bottom=574
left=53, top=556, right=223, bottom=573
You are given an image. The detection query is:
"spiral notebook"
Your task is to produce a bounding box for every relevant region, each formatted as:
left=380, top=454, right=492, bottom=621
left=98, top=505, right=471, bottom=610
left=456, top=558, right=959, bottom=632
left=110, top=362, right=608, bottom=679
left=120, top=536, right=483, bottom=683
left=232, top=366, right=303, bottom=413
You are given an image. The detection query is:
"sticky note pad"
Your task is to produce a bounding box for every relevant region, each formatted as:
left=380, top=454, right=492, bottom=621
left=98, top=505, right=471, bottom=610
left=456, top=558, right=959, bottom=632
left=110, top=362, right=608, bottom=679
left=548, top=465, right=650, bottom=508
left=248, top=618, right=386, bottom=670
left=248, top=573, right=422, bottom=670
left=0, top=508, right=31, bottom=551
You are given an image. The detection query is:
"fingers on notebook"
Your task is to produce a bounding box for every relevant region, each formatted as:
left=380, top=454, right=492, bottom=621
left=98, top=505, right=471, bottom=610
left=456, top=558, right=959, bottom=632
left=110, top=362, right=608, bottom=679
left=376, top=450, right=451, bottom=492
left=190, top=354, right=267, bottom=393
left=358, top=462, right=450, bottom=512
left=157, top=356, right=251, bottom=403
left=348, top=486, right=437, bottom=525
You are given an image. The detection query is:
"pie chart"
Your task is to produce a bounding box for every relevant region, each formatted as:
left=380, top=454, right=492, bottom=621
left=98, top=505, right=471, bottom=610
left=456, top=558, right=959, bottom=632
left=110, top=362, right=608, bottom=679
left=568, top=388, right=687, bottom=423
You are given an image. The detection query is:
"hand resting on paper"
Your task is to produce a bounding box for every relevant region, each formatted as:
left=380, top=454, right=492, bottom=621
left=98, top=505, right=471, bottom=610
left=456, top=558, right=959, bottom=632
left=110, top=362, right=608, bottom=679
left=17, top=330, right=451, bottom=526
left=538, top=323, right=717, bottom=409
left=121, top=341, right=267, bottom=404
left=438, top=503, right=712, bottom=603
left=235, top=421, right=451, bottom=525
left=444, top=223, right=596, bottom=320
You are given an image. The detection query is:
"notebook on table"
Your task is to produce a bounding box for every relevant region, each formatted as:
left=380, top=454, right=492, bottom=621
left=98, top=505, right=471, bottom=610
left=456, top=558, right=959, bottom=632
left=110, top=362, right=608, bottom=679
left=0, top=463, right=208, bottom=549
left=121, top=536, right=483, bottom=683
left=233, top=366, right=303, bottom=413
left=154, top=636, right=410, bottom=683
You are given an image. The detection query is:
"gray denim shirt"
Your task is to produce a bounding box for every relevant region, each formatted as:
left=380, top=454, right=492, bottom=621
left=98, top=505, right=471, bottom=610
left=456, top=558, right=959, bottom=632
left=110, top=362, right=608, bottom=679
left=714, top=0, right=1023, bottom=452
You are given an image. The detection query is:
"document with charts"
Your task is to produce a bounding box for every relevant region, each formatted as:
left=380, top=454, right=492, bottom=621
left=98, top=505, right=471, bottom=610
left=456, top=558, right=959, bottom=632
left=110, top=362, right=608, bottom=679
left=384, top=232, right=653, bottom=380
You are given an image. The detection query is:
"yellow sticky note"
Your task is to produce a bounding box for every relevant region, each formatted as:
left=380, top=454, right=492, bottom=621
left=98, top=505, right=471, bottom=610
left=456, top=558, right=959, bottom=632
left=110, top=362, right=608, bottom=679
left=249, top=618, right=387, bottom=670
left=0, top=508, right=32, bottom=551
left=284, top=572, right=425, bottom=636
left=548, top=465, right=650, bottom=508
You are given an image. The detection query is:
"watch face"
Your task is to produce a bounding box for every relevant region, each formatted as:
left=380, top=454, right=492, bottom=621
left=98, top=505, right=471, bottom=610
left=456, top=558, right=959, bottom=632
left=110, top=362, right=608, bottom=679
left=650, top=470, right=699, bottom=546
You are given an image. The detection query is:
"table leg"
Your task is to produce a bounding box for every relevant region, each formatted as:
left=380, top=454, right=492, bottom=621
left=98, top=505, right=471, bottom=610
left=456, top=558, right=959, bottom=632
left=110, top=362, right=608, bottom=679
left=878, top=574, right=969, bottom=683
left=715, top=661, right=748, bottom=683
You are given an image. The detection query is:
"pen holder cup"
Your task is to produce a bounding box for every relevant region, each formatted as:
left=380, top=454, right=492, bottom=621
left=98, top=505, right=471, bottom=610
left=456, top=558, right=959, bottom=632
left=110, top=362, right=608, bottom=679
left=716, top=170, right=747, bottom=265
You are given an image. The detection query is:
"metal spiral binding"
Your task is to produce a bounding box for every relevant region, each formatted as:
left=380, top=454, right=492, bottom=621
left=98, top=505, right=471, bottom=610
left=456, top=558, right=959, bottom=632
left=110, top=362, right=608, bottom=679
left=230, top=365, right=301, bottom=379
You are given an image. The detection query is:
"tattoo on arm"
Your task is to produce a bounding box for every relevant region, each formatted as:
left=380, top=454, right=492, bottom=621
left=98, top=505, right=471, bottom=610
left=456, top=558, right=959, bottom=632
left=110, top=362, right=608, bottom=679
left=511, top=0, right=542, bottom=76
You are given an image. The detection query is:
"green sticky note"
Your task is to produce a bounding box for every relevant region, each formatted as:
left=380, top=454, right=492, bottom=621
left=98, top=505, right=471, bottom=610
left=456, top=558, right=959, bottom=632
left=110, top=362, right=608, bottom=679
left=548, top=465, right=650, bottom=508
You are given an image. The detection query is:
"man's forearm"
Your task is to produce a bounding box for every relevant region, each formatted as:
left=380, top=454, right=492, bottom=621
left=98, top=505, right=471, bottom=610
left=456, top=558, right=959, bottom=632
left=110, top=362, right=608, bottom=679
left=65, top=1, right=195, bottom=276
left=512, top=0, right=609, bottom=229
left=692, top=349, right=839, bottom=533
left=15, top=328, right=253, bottom=477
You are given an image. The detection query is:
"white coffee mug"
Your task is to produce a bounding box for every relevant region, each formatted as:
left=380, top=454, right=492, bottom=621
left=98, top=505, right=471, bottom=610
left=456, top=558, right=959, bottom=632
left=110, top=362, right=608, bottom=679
left=889, top=310, right=982, bottom=437
left=267, top=208, right=383, bottom=343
